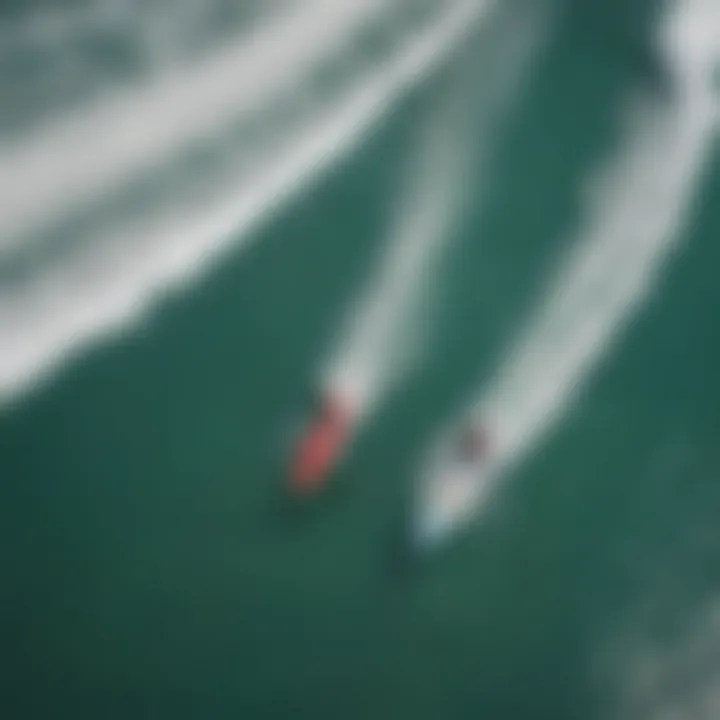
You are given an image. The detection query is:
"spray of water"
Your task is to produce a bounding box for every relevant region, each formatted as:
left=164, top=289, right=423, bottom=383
left=0, top=0, right=393, bottom=251
left=0, top=0, right=494, bottom=408
left=323, top=69, right=479, bottom=417
left=481, top=102, right=714, bottom=458
left=423, top=0, right=720, bottom=539
left=323, top=0, right=551, bottom=422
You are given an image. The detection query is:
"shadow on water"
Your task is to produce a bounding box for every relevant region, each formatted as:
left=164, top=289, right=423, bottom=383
left=271, top=474, right=355, bottom=530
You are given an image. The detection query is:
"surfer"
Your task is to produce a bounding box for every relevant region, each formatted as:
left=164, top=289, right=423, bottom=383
left=454, top=423, right=488, bottom=463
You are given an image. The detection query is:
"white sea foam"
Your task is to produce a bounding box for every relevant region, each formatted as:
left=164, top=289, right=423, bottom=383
left=0, top=0, right=392, bottom=252
left=419, top=0, right=720, bottom=542
left=0, top=0, right=494, bottom=408
left=324, top=0, right=547, bottom=419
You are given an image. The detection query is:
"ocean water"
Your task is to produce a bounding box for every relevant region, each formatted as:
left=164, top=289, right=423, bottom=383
left=2, top=1, right=720, bottom=719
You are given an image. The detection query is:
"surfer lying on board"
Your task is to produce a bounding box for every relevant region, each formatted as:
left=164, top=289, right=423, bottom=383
left=455, top=423, right=488, bottom=463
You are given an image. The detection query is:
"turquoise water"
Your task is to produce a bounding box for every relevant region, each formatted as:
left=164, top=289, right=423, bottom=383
left=2, top=2, right=720, bottom=718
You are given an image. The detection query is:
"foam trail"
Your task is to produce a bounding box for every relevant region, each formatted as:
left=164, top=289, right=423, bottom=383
left=459, top=4, right=720, bottom=522
left=324, top=0, right=551, bottom=420
left=0, top=0, right=392, bottom=251
left=324, top=75, right=478, bottom=417
left=0, top=0, right=493, bottom=408
left=0, top=0, right=281, bottom=52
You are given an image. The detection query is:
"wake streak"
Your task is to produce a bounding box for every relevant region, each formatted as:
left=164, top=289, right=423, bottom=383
left=0, top=0, right=392, bottom=251
left=324, top=0, right=548, bottom=419
left=414, top=2, right=719, bottom=541
left=472, top=75, right=718, bottom=509
left=0, top=0, right=494, bottom=408
left=324, top=73, right=478, bottom=415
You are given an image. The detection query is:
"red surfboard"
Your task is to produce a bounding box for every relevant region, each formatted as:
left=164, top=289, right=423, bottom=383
left=288, top=393, right=353, bottom=494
